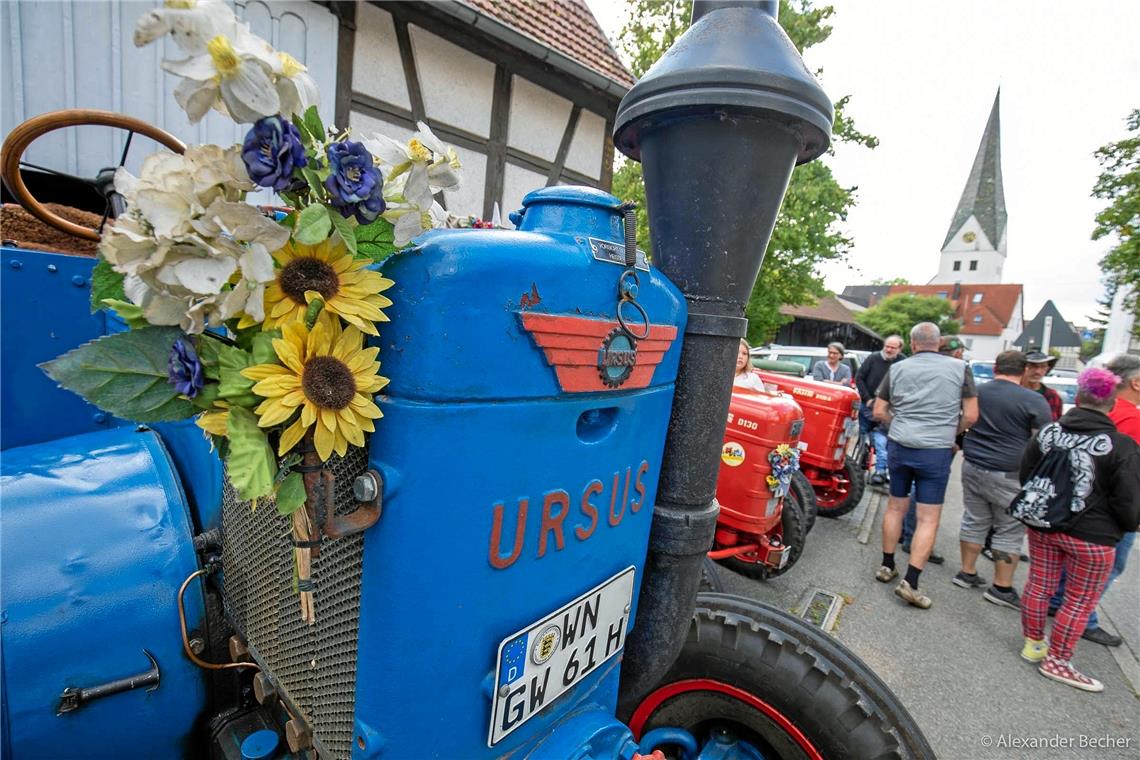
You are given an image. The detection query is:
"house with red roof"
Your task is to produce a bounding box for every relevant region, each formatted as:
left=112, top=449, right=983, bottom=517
left=886, top=283, right=1024, bottom=362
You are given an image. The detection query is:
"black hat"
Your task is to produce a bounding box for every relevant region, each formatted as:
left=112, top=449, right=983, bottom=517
left=1024, top=351, right=1058, bottom=366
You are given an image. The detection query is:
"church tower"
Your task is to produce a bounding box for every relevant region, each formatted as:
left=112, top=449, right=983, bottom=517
left=932, top=91, right=1007, bottom=284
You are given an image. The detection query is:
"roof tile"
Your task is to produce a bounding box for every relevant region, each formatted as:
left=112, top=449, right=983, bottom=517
left=886, top=283, right=1023, bottom=337
left=462, top=0, right=634, bottom=87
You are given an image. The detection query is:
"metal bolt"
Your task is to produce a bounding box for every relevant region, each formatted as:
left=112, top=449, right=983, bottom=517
left=352, top=471, right=380, bottom=502
left=499, top=685, right=510, bottom=697
left=228, top=635, right=250, bottom=662
left=71, top=275, right=86, bottom=287
left=285, top=719, right=313, bottom=752
left=253, top=672, right=278, bottom=705
left=621, top=281, right=638, bottom=299
left=188, top=637, right=206, bottom=655
left=624, top=603, right=631, bottom=614
left=47, top=264, right=58, bottom=273
left=93, top=413, right=108, bottom=424
left=9, top=259, right=22, bottom=269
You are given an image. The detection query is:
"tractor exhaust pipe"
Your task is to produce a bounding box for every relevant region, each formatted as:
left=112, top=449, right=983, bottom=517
left=613, top=0, right=833, bottom=705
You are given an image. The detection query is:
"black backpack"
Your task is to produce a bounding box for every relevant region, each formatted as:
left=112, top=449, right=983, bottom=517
left=1008, top=422, right=1110, bottom=532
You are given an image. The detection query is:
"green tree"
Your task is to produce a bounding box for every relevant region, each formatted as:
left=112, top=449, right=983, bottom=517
left=612, top=0, right=878, bottom=344
left=870, top=276, right=910, bottom=286
left=855, top=294, right=960, bottom=346
left=1092, top=109, right=1140, bottom=326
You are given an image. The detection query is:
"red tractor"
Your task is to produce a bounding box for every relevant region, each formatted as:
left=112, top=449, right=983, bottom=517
left=755, top=370, right=865, bottom=517
left=710, top=389, right=816, bottom=578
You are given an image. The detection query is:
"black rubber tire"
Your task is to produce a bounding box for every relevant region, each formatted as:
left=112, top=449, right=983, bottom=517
left=719, top=489, right=806, bottom=580
left=700, top=555, right=726, bottom=593
left=818, top=457, right=865, bottom=519
left=621, top=592, right=935, bottom=760
left=790, top=470, right=817, bottom=534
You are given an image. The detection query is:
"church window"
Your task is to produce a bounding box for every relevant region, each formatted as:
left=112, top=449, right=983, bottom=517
left=969, top=260, right=978, bottom=271
left=953, top=260, right=961, bottom=271
left=972, top=293, right=983, bottom=303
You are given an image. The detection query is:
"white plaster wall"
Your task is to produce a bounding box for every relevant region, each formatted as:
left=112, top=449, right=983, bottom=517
left=934, top=215, right=1007, bottom=284
left=501, top=164, right=549, bottom=224
left=352, top=3, right=410, bottom=110
left=564, top=108, right=606, bottom=179
left=507, top=76, right=571, bottom=161
left=444, top=150, right=486, bottom=218
left=348, top=111, right=414, bottom=144
left=965, top=335, right=1003, bottom=362
left=408, top=25, right=494, bottom=138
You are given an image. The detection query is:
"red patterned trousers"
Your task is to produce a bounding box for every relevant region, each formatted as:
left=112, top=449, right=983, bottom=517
left=1022, top=529, right=1115, bottom=661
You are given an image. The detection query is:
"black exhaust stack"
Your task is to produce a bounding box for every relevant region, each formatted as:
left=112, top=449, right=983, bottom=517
left=615, top=0, right=833, bottom=704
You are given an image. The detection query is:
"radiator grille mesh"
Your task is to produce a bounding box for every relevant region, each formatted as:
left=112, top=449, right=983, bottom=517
left=222, top=447, right=367, bottom=759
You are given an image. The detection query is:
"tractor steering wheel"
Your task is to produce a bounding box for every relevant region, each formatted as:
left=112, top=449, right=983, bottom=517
left=0, top=109, right=185, bottom=242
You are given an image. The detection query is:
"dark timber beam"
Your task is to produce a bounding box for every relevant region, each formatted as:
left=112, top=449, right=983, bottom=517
left=393, top=18, right=427, bottom=123
left=546, top=105, right=581, bottom=186
left=600, top=117, right=615, bottom=191
left=483, top=65, right=512, bottom=220
left=330, top=2, right=356, bottom=131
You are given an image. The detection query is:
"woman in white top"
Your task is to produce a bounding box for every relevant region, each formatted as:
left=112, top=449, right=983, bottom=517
left=734, top=339, right=766, bottom=392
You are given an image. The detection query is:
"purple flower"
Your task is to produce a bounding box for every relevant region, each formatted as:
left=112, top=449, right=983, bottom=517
left=325, top=141, right=385, bottom=224
left=168, top=336, right=204, bottom=398
left=242, top=115, right=307, bottom=192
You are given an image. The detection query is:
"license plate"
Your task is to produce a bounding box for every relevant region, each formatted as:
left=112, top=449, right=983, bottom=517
left=778, top=546, right=791, bottom=568
left=844, top=418, right=858, bottom=437
left=488, top=567, right=636, bottom=746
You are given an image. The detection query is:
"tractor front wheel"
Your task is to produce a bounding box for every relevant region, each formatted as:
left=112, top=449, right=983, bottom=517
left=718, top=489, right=806, bottom=580
left=815, top=457, right=865, bottom=518
left=790, top=470, right=817, bottom=533
left=622, top=593, right=934, bottom=760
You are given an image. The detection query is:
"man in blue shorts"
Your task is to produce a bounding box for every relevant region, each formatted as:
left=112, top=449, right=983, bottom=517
left=873, top=322, right=978, bottom=608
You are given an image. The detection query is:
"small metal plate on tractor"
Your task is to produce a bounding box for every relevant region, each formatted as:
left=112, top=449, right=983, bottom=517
left=488, top=566, right=636, bottom=746
left=587, top=237, right=649, bottom=271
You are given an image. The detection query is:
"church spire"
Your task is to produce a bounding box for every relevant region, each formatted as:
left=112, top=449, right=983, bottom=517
left=942, top=90, right=1007, bottom=250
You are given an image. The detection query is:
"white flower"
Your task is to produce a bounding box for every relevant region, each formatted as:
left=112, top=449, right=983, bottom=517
left=134, top=0, right=241, bottom=56
left=361, top=121, right=461, bottom=211
left=163, top=34, right=280, bottom=124
left=273, top=52, right=320, bottom=119
left=382, top=201, right=449, bottom=248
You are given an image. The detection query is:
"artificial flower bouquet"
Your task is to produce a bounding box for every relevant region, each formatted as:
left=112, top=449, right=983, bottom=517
left=39, top=1, right=462, bottom=619
left=766, top=444, right=802, bottom=498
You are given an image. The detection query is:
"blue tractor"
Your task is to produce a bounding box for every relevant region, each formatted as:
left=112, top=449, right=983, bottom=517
left=1, top=3, right=933, bottom=758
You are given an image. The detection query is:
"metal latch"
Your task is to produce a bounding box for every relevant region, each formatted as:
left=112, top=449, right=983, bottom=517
left=58, top=649, right=160, bottom=715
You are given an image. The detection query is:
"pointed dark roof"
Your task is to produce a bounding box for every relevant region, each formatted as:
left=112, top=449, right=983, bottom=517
left=1015, top=300, right=1082, bottom=349
left=942, top=91, right=1007, bottom=250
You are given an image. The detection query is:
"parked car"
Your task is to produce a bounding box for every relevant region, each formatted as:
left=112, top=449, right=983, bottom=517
left=970, top=361, right=994, bottom=384
left=1047, top=376, right=1078, bottom=414
left=751, top=345, right=863, bottom=385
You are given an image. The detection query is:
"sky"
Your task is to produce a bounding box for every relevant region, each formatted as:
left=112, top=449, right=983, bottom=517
left=586, top=0, right=1140, bottom=328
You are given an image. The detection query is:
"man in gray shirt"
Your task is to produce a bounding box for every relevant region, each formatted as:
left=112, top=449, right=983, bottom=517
left=873, top=322, right=978, bottom=608
left=952, top=350, right=1052, bottom=609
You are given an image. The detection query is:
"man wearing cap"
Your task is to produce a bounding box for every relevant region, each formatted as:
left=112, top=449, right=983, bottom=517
left=1022, top=351, right=1063, bottom=422
left=873, top=322, right=978, bottom=608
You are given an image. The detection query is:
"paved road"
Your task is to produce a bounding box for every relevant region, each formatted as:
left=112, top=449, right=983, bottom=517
left=714, top=457, right=1140, bottom=760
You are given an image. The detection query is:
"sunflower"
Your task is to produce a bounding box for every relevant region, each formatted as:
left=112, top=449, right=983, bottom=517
left=261, top=238, right=394, bottom=335
left=241, top=315, right=387, bottom=460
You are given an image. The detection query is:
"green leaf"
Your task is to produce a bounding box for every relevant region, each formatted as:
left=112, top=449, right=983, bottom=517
left=216, top=343, right=259, bottom=409
left=251, top=330, right=281, bottom=365
left=100, top=299, right=149, bottom=329
left=90, top=259, right=126, bottom=313
left=225, top=407, right=277, bottom=501
left=292, top=111, right=313, bottom=143
left=303, top=105, right=325, bottom=144
left=275, top=471, right=307, bottom=516
left=355, top=218, right=398, bottom=262
left=294, top=203, right=331, bottom=245
left=189, top=382, right=220, bottom=411
left=329, top=211, right=358, bottom=257
left=38, top=326, right=196, bottom=422
left=301, top=167, right=324, bottom=199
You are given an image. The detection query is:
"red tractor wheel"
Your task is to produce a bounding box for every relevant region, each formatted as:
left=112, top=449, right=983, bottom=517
left=717, top=490, right=806, bottom=580
left=814, top=457, right=865, bottom=518
left=790, top=470, right=817, bottom=533
left=621, top=593, right=934, bottom=760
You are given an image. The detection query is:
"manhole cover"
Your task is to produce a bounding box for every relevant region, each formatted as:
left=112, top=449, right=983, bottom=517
left=795, top=587, right=844, bottom=633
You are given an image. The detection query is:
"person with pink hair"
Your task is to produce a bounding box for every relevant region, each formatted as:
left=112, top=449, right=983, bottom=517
left=1017, top=367, right=1140, bottom=692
